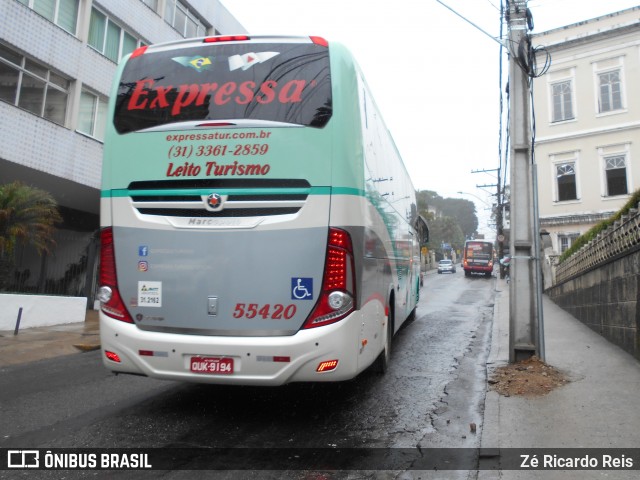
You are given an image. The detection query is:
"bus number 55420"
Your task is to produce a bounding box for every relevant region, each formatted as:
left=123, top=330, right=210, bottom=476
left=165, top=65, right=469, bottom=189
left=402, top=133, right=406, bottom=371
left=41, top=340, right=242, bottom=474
left=232, top=303, right=297, bottom=320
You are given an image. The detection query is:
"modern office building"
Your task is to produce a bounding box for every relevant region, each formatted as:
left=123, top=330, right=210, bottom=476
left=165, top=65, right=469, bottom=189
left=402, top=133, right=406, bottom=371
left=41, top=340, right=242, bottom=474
left=0, top=0, right=245, bottom=303
left=532, top=7, right=640, bottom=256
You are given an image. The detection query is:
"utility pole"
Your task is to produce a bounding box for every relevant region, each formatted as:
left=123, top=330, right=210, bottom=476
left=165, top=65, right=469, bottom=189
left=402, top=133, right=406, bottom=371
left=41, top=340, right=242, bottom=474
left=507, top=0, right=543, bottom=362
left=495, top=165, right=505, bottom=279
left=494, top=167, right=505, bottom=279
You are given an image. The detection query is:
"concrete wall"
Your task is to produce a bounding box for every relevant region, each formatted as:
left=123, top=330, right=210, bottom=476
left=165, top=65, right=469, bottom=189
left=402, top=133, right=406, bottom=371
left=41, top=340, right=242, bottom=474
left=0, top=294, right=86, bottom=331
left=547, top=248, right=640, bottom=360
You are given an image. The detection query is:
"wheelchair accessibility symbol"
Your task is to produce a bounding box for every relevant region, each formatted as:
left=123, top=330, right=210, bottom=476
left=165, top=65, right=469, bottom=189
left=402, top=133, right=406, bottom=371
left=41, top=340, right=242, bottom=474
left=291, top=277, right=313, bottom=300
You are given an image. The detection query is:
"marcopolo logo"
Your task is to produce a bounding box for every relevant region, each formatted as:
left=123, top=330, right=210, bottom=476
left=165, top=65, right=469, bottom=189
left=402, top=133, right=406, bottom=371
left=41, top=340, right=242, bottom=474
left=206, top=193, right=223, bottom=210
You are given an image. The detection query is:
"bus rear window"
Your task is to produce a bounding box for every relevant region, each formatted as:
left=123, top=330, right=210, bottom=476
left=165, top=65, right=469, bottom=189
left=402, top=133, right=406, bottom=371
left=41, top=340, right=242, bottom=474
left=113, top=42, right=332, bottom=133
left=465, top=242, right=493, bottom=258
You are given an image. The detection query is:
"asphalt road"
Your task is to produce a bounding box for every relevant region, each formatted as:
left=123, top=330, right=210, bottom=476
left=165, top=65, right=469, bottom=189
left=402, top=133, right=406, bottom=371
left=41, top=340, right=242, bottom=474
left=0, top=268, right=497, bottom=479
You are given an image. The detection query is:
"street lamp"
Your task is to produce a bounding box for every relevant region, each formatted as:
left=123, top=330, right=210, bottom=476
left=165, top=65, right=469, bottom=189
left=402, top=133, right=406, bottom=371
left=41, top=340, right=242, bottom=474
left=457, top=191, right=495, bottom=239
left=457, top=191, right=491, bottom=207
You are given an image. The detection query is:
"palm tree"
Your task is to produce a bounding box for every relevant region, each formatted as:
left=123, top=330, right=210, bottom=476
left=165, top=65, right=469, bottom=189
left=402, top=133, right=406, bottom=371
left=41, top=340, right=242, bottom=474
left=0, top=181, right=62, bottom=290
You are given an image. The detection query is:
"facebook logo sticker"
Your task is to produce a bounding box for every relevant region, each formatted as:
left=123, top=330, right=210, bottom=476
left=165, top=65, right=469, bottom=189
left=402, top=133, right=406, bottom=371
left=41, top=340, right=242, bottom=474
left=291, top=277, right=313, bottom=300
left=138, top=246, right=149, bottom=256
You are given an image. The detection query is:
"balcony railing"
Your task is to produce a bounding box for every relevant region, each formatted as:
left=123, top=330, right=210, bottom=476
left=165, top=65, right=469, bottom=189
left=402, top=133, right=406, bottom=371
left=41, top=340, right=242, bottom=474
left=555, top=204, right=640, bottom=284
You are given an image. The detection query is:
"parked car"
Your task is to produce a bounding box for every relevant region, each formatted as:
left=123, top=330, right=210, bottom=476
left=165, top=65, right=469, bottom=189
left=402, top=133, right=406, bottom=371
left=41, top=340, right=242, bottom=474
left=437, top=259, right=456, bottom=274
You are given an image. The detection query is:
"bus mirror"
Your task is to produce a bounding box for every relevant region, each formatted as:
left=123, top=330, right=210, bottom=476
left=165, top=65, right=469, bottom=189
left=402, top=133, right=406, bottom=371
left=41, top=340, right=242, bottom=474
left=415, top=215, right=429, bottom=245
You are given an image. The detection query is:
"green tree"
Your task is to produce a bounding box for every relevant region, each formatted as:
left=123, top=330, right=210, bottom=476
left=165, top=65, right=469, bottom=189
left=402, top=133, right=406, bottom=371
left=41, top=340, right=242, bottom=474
left=440, top=198, right=478, bottom=239
left=417, top=190, right=478, bottom=240
left=0, top=181, right=62, bottom=290
left=426, top=216, right=465, bottom=259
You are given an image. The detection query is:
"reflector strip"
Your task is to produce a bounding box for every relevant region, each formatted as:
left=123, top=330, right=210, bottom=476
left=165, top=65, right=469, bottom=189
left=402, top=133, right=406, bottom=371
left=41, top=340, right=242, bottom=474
left=139, top=350, right=168, bottom=357
left=257, top=356, right=291, bottom=363
left=105, top=351, right=121, bottom=363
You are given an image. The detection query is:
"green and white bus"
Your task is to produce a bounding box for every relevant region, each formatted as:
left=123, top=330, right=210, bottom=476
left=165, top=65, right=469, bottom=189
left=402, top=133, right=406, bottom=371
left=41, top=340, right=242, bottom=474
left=99, top=35, right=428, bottom=385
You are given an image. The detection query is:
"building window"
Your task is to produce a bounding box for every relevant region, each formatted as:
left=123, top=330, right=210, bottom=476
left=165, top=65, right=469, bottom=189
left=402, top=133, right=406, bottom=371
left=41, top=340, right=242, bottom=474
left=164, top=0, right=206, bottom=38
left=0, top=42, right=69, bottom=126
left=604, top=155, right=628, bottom=197
left=551, top=81, right=573, bottom=122
left=556, top=163, right=577, bottom=202
left=78, top=90, right=108, bottom=141
left=141, top=0, right=158, bottom=10
left=558, top=234, right=579, bottom=253
left=88, top=8, right=141, bottom=62
left=598, top=70, right=623, bottom=113
left=18, top=0, right=79, bottom=34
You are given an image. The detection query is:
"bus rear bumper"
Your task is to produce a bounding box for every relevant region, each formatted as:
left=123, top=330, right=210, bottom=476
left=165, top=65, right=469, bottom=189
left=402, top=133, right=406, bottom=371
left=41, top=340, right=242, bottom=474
left=463, top=265, right=494, bottom=274
left=99, top=311, right=376, bottom=386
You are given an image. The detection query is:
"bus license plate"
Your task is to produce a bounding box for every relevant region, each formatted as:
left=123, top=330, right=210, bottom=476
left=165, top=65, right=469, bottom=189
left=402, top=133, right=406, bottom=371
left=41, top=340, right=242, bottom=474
left=190, top=356, right=234, bottom=375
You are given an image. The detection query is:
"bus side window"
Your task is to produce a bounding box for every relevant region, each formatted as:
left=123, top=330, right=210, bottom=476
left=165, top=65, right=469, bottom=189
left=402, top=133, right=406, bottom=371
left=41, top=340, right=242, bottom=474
left=415, top=215, right=429, bottom=245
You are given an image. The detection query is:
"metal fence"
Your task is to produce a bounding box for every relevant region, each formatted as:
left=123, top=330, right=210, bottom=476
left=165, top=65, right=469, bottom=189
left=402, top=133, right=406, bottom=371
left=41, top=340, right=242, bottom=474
left=3, top=229, right=99, bottom=304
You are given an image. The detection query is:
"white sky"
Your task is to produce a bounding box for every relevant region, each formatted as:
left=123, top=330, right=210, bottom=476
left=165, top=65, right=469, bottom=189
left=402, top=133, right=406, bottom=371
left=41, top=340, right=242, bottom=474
left=220, top=0, right=639, bottom=236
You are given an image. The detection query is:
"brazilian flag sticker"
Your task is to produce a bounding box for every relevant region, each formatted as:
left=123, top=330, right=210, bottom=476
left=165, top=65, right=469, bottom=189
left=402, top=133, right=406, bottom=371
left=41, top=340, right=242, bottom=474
left=172, top=56, right=214, bottom=72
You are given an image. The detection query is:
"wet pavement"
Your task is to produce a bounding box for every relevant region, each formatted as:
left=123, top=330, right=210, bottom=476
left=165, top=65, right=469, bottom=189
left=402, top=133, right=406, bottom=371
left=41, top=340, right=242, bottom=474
left=2, top=272, right=640, bottom=478
left=1, top=268, right=491, bottom=479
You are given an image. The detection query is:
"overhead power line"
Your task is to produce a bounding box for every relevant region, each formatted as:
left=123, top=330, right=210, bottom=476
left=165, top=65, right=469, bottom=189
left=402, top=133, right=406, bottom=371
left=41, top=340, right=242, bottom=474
left=435, top=0, right=506, bottom=46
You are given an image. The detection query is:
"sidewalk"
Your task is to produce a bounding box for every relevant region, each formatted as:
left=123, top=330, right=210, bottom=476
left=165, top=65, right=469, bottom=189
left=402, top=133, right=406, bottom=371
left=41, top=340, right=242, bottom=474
left=0, top=309, right=100, bottom=367
left=480, top=277, right=640, bottom=478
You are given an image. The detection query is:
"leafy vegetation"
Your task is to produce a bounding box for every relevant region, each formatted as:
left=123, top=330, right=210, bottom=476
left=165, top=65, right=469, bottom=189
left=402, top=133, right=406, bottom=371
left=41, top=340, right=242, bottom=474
left=558, top=189, right=640, bottom=263
left=417, top=190, right=478, bottom=258
left=0, top=181, right=61, bottom=290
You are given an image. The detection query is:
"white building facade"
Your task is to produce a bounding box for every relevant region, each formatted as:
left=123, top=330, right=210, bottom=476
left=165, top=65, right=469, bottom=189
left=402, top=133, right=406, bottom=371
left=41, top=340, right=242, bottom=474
left=532, top=7, right=640, bottom=255
left=0, top=0, right=245, bottom=301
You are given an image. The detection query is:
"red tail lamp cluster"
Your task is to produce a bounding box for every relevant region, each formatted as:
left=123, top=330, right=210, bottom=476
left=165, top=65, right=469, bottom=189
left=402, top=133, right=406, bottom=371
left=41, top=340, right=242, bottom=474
left=303, top=228, right=356, bottom=328
left=98, top=228, right=133, bottom=323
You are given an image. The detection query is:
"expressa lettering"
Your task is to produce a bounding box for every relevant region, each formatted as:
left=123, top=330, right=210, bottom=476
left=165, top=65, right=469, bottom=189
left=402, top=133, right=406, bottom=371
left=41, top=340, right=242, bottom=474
left=127, top=79, right=315, bottom=116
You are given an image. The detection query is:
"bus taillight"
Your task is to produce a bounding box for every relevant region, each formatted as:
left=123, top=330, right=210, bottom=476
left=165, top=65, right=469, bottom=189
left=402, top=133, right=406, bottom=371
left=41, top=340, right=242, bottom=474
left=303, top=228, right=356, bottom=329
left=203, top=35, right=250, bottom=43
left=310, top=36, right=328, bottom=47
left=98, top=228, right=134, bottom=323
left=130, top=46, right=148, bottom=58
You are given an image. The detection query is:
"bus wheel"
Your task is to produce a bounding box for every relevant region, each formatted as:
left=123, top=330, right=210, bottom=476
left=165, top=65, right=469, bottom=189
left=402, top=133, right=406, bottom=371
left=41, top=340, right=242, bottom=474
left=373, top=304, right=394, bottom=374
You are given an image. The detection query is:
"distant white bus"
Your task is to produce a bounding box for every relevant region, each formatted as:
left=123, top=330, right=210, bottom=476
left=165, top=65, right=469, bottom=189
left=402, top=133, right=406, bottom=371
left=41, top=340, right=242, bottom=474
left=99, top=35, right=428, bottom=385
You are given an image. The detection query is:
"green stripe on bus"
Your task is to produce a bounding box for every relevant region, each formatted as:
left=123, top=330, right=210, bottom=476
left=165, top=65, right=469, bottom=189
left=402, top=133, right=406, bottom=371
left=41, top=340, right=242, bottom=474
left=331, top=187, right=365, bottom=197
left=102, top=186, right=364, bottom=197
